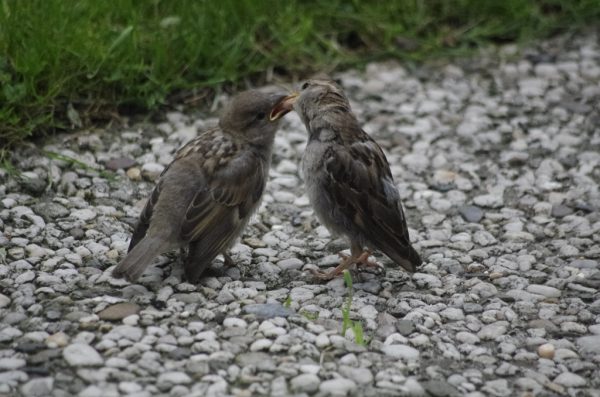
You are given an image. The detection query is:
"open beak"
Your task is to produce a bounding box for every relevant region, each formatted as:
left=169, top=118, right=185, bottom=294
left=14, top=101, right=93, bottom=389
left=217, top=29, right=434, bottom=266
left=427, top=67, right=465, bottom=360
left=269, top=92, right=299, bottom=121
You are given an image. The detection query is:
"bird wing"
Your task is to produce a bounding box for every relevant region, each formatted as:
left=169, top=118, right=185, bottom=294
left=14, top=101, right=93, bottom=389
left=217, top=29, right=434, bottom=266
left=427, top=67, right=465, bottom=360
left=127, top=179, right=162, bottom=252
left=324, top=131, right=421, bottom=271
left=179, top=152, right=266, bottom=277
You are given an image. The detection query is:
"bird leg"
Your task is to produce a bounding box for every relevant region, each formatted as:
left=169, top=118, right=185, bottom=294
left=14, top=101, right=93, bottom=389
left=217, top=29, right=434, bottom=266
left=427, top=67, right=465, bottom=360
left=222, top=252, right=235, bottom=267
left=311, top=243, right=382, bottom=280
left=310, top=252, right=356, bottom=280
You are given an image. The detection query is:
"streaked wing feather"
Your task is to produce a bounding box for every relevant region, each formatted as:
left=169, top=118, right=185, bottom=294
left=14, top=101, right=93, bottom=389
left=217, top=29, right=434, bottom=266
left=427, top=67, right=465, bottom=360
left=128, top=180, right=162, bottom=252
left=180, top=155, right=264, bottom=243
left=324, top=133, right=414, bottom=258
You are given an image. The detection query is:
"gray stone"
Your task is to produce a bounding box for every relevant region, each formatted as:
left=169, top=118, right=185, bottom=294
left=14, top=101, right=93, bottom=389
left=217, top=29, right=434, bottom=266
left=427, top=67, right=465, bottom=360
left=440, top=308, right=465, bottom=321
left=0, top=293, right=10, bottom=308
left=141, top=162, right=165, bottom=180
left=157, top=371, right=191, bottom=386
left=276, top=258, right=304, bottom=270
left=381, top=344, right=420, bottom=360
left=473, top=194, right=503, bottom=208
left=481, top=379, right=511, bottom=397
left=396, top=320, right=416, bottom=336
left=551, top=204, right=573, bottom=218
left=0, top=358, right=26, bottom=370
left=63, top=343, right=103, bottom=366
left=98, top=302, right=141, bottom=321
left=570, top=259, right=598, bottom=269
left=243, top=303, right=292, bottom=319
left=20, top=377, right=54, bottom=397
left=319, top=378, right=357, bottom=396
left=477, top=322, right=508, bottom=340
left=553, top=372, right=586, bottom=387
left=105, top=157, right=136, bottom=171
left=577, top=335, right=600, bottom=355
left=526, top=284, right=561, bottom=298
left=458, top=205, right=484, bottom=223
left=422, top=380, right=461, bottom=397
left=71, top=208, right=97, bottom=221
left=290, top=373, right=320, bottom=393
left=33, top=202, right=69, bottom=220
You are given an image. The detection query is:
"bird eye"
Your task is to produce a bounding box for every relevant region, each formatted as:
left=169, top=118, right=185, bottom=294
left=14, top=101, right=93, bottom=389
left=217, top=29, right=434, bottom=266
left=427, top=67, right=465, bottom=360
left=256, top=111, right=266, bottom=120
left=301, top=82, right=310, bottom=90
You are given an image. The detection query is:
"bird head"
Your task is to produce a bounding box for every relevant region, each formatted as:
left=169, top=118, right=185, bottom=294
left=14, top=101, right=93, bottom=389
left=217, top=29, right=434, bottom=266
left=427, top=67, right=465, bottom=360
left=219, top=90, right=293, bottom=146
left=271, top=79, right=352, bottom=130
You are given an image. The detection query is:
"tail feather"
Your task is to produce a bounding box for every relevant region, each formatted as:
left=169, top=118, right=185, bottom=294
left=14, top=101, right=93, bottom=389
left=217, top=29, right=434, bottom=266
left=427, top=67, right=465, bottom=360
left=112, top=236, right=171, bottom=281
left=381, top=243, right=422, bottom=273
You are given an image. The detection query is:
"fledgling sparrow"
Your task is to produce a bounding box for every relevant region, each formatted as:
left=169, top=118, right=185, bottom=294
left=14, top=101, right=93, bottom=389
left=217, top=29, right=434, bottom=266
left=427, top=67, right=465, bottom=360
left=277, top=79, right=422, bottom=279
left=113, top=90, right=294, bottom=282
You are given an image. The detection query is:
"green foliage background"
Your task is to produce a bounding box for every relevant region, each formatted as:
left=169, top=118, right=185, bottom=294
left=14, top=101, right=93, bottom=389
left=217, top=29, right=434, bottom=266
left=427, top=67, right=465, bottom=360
left=1, top=0, right=599, bottom=150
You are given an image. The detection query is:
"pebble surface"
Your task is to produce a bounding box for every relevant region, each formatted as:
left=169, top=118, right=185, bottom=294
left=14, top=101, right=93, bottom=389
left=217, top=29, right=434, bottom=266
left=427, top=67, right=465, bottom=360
left=1, top=32, right=599, bottom=396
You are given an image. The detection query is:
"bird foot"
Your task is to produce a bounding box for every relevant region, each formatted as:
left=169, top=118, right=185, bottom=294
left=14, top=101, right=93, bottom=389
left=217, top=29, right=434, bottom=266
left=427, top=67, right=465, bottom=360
left=310, top=250, right=383, bottom=281
left=222, top=252, right=235, bottom=267
left=353, top=250, right=379, bottom=268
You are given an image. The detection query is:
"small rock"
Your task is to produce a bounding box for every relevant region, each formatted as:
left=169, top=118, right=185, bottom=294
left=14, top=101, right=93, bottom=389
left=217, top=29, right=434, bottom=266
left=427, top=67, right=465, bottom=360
left=71, top=209, right=97, bottom=222
left=63, top=343, right=103, bottom=366
left=458, top=205, right=484, bottom=223
left=473, top=194, right=503, bottom=208
left=157, top=371, right=191, bottom=385
left=20, top=377, right=54, bottom=397
left=0, top=293, right=10, bottom=308
left=223, top=317, right=247, bottom=328
left=141, top=163, right=165, bottom=181
left=481, top=379, right=511, bottom=397
left=477, top=321, right=508, bottom=340
left=291, top=374, right=320, bottom=393
left=33, top=202, right=69, bottom=220
left=0, top=358, right=26, bottom=370
left=381, top=344, right=420, bottom=360
left=440, top=308, right=465, bottom=321
left=126, top=167, right=142, bottom=181
left=105, top=157, right=136, bottom=171
left=576, top=335, right=600, bottom=355
left=276, top=258, right=304, bottom=270
left=46, top=332, right=69, bottom=348
left=569, top=259, right=598, bottom=269
left=551, top=204, right=573, bottom=218
left=319, top=378, right=356, bottom=396
left=538, top=343, right=555, bottom=359
left=553, top=372, right=586, bottom=387
left=118, top=382, right=142, bottom=394
left=396, top=320, right=416, bottom=336
left=422, top=380, right=461, bottom=397
left=98, top=303, right=141, bottom=321
left=243, top=303, right=292, bottom=319
left=526, top=284, right=561, bottom=298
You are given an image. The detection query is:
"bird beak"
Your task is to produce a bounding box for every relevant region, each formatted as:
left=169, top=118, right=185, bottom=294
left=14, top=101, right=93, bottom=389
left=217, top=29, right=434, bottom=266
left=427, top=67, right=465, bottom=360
left=269, top=92, right=299, bottom=121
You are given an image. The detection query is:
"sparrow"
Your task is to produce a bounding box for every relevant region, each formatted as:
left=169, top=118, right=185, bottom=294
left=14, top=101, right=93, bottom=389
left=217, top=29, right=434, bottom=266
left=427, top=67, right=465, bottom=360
left=277, top=78, right=422, bottom=279
left=113, top=90, right=294, bottom=282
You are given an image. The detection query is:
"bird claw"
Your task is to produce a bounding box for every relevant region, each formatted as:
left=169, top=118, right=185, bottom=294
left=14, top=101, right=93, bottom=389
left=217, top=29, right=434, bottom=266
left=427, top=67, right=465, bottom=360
left=309, top=267, right=338, bottom=280
left=311, top=250, right=384, bottom=281
left=222, top=252, right=235, bottom=267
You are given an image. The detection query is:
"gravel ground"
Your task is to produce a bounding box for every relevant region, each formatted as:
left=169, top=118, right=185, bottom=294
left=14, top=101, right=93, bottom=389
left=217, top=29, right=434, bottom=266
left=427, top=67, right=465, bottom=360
left=1, top=32, right=600, bottom=397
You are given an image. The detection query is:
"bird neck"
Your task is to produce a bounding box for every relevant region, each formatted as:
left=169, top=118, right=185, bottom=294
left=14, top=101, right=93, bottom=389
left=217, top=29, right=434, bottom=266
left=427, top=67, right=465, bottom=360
left=306, top=109, right=360, bottom=144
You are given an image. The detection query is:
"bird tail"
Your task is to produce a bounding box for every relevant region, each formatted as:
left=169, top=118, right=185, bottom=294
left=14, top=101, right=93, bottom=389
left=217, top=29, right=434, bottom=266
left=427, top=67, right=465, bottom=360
left=383, top=243, right=422, bottom=273
left=112, top=236, right=171, bottom=281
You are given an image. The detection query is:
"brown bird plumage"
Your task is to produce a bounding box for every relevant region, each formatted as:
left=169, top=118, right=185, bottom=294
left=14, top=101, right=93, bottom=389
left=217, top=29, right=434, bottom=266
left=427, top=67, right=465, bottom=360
left=282, top=78, right=422, bottom=279
left=113, top=90, right=292, bottom=282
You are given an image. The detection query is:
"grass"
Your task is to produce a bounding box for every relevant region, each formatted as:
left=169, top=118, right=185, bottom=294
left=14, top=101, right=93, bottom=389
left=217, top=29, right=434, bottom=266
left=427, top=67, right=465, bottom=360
left=43, top=151, right=116, bottom=181
left=341, top=270, right=367, bottom=346
left=1, top=0, right=600, bottom=153
left=283, top=295, right=292, bottom=309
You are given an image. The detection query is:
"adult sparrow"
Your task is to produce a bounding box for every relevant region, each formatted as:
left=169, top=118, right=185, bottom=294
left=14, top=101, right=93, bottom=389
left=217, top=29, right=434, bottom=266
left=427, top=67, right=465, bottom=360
left=276, top=79, right=422, bottom=279
left=113, top=90, right=294, bottom=282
